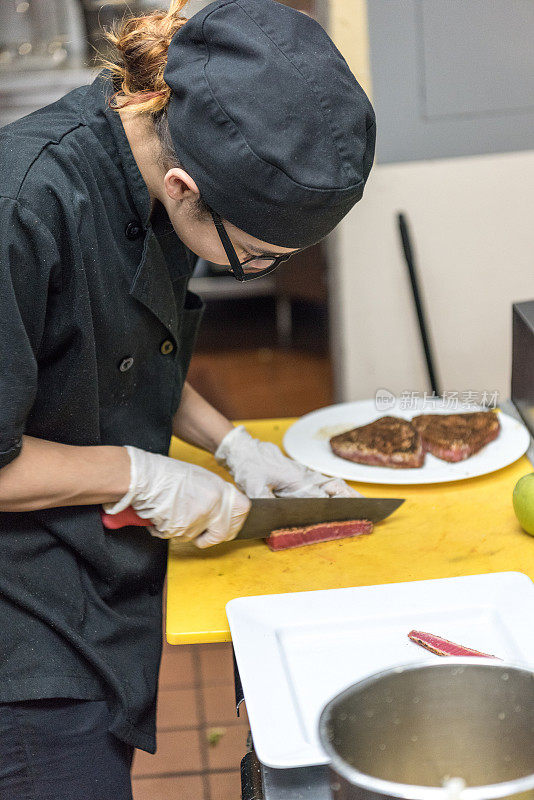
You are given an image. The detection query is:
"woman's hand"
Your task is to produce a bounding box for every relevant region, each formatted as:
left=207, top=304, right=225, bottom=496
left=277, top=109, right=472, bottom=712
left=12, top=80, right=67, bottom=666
left=103, top=446, right=250, bottom=548
left=215, top=426, right=362, bottom=498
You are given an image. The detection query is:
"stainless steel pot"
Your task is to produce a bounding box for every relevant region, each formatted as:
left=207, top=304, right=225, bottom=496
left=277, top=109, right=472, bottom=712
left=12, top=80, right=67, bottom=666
left=319, top=659, right=534, bottom=800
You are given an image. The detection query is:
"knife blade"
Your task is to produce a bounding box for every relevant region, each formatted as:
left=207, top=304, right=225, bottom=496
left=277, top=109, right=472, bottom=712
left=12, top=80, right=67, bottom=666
left=236, top=497, right=404, bottom=539
left=100, top=497, right=404, bottom=540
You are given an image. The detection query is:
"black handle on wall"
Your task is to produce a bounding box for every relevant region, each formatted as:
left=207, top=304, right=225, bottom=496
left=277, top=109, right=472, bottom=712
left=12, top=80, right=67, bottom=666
left=397, top=212, right=441, bottom=397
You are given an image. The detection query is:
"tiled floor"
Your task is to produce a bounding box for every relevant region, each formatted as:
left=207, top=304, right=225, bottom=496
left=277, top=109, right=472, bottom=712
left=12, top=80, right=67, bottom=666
left=132, top=640, right=249, bottom=800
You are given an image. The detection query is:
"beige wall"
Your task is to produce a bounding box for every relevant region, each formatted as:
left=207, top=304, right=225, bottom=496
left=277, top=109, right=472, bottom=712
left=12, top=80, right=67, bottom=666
left=327, top=0, right=372, bottom=399
left=329, top=0, right=371, bottom=94
left=332, top=150, right=534, bottom=403
left=327, top=2, right=534, bottom=405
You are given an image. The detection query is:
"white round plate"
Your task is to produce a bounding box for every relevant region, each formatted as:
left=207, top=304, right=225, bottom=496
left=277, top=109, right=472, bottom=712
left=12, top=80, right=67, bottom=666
left=283, top=399, right=530, bottom=485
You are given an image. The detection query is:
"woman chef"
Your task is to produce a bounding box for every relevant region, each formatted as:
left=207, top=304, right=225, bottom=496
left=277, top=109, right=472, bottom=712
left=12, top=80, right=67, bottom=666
left=0, top=0, right=375, bottom=795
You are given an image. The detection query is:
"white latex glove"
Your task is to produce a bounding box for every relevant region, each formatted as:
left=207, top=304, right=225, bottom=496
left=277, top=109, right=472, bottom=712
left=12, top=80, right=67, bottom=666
left=215, top=426, right=363, bottom=498
left=103, top=446, right=250, bottom=548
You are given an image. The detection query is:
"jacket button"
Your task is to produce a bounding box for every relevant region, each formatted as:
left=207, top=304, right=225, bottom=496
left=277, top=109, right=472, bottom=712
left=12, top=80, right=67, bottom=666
left=119, top=356, right=134, bottom=372
left=125, top=221, right=142, bottom=240
left=160, top=339, right=174, bottom=355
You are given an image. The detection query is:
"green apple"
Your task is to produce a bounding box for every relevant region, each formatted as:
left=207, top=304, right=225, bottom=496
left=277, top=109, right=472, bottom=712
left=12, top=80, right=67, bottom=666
left=513, top=474, right=534, bottom=536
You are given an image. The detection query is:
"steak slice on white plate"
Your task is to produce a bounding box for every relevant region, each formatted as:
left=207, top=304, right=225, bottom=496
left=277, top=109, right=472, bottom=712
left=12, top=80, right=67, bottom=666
left=411, top=411, right=500, bottom=462
left=330, top=416, right=424, bottom=469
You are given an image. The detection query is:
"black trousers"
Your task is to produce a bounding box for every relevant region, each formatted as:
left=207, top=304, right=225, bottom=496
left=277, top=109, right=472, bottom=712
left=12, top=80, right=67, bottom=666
left=0, top=699, right=134, bottom=800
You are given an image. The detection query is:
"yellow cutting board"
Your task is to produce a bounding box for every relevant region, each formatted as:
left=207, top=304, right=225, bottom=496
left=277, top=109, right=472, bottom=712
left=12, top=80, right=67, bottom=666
left=166, top=418, right=534, bottom=644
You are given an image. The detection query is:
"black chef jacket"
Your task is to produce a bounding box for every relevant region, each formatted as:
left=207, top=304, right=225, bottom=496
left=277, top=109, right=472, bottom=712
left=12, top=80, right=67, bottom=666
left=0, top=73, right=204, bottom=753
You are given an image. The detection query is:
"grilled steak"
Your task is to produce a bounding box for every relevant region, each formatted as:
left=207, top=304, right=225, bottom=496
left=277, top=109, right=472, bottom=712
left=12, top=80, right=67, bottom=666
left=329, top=416, right=424, bottom=468
left=411, top=411, right=500, bottom=462
left=266, top=519, right=373, bottom=551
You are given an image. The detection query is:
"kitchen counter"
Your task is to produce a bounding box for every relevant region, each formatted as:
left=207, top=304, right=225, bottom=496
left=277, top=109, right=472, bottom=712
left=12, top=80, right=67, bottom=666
left=166, top=404, right=534, bottom=800
left=166, top=409, right=534, bottom=645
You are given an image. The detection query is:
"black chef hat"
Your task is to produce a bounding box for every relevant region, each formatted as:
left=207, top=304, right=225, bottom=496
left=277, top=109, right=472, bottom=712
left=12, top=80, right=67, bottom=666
left=164, top=0, right=375, bottom=248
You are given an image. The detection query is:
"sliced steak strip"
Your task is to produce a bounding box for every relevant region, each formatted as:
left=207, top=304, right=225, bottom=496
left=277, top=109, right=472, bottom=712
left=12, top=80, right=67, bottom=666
left=330, top=416, right=424, bottom=468
left=408, top=630, right=498, bottom=658
left=266, top=519, right=373, bottom=551
left=411, top=411, right=500, bottom=462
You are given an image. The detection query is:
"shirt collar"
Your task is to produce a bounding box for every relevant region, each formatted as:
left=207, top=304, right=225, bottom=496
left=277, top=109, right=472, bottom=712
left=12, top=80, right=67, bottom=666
left=83, top=72, right=153, bottom=227
left=82, top=72, right=197, bottom=298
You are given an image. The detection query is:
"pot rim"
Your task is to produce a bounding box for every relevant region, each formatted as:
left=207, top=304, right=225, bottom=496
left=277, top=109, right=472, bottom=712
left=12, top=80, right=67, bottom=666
left=318, top=657, right=534, bottom=800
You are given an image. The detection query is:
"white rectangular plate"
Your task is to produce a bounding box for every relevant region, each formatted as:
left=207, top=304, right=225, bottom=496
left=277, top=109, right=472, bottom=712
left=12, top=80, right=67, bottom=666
left=226, top=572, right=534, bottom=769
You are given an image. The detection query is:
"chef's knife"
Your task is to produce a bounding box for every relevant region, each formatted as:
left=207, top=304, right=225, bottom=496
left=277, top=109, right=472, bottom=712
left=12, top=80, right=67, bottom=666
left=100, top=497, right=404, bottom=540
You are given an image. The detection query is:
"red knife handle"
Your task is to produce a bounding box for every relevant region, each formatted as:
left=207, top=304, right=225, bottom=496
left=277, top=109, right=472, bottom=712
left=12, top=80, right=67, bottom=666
left=100, top=506, right=151, bottom=529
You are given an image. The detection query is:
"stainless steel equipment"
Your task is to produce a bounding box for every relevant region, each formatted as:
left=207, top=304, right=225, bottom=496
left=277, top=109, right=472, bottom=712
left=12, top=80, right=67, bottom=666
left=0, top=0, right=85, bottom=70
left=319, top=659, right=534, bottom=800
left=512, top=301, right=534, bottom=439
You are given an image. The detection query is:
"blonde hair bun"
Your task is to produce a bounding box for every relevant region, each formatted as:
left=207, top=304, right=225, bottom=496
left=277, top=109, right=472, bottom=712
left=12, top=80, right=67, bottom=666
left=104, top=0, right=188, bottom=115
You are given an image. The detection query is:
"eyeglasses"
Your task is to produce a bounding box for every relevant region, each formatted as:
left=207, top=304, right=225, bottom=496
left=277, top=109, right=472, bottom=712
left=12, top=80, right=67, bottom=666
left=209, top=208, right=298, bottom=282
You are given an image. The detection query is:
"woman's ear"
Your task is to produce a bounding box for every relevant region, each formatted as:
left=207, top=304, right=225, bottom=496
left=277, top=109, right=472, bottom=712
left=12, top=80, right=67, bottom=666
left=164, top=168, right=201, bottom=203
